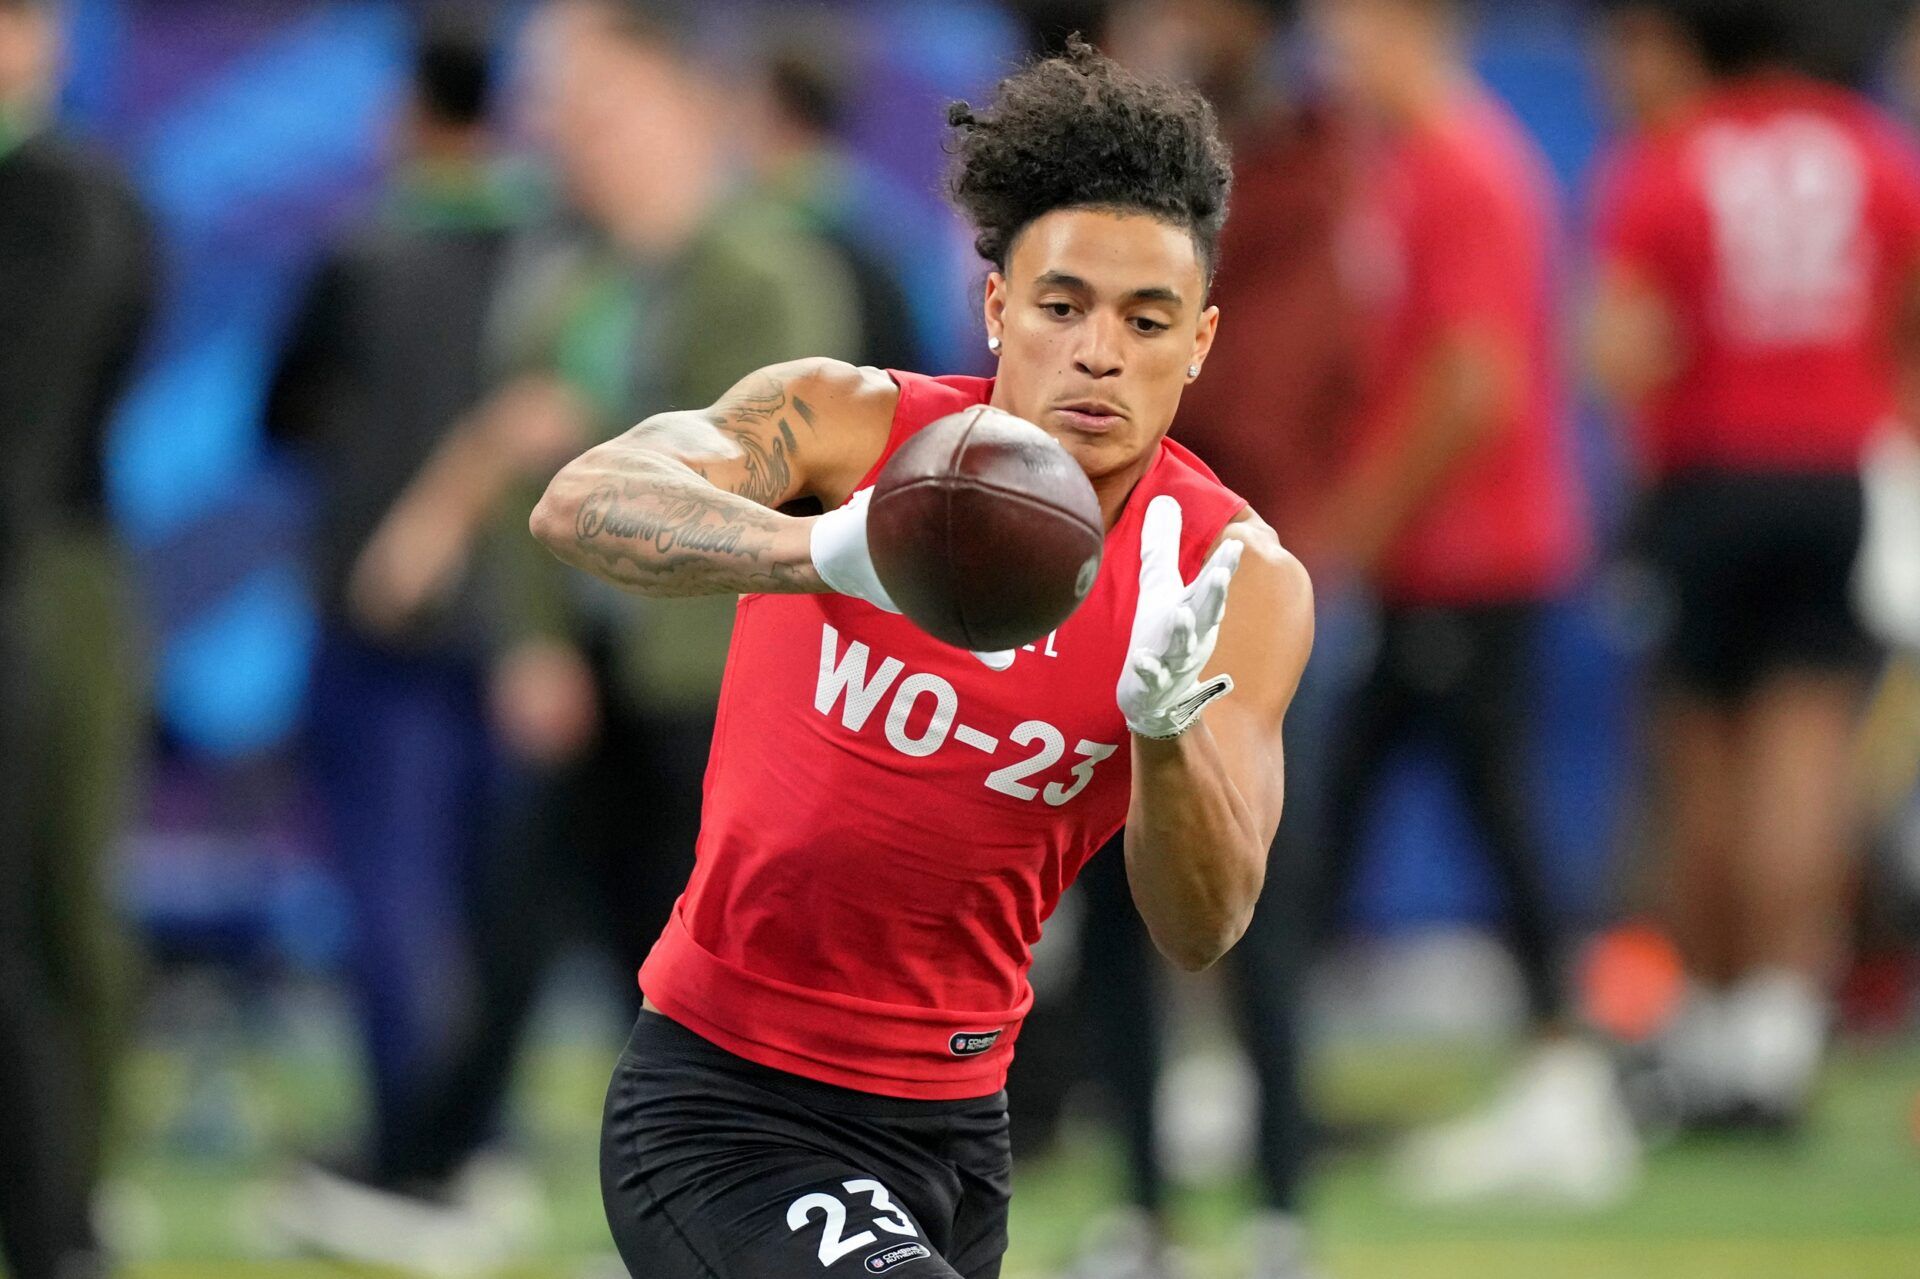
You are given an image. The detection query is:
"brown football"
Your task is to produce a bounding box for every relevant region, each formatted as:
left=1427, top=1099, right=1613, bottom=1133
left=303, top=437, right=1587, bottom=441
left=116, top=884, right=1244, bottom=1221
left=868, top=406, right=1105, bottom=651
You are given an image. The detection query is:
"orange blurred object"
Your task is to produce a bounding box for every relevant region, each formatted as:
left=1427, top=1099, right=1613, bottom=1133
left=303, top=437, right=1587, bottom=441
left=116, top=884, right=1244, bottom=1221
left=1579, top=922, right=1687, bottom=1043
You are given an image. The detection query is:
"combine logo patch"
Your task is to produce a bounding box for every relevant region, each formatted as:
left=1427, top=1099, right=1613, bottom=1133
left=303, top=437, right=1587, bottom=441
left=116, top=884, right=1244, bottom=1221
left=948, top=1029, right=1003, bottom=1058
left=865, top=1242, right=932, bottom=1272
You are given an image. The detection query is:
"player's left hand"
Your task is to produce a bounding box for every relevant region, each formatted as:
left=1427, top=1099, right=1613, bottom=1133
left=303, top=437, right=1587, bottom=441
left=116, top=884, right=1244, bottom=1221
left=1118, top=495, right=1243, bottom=738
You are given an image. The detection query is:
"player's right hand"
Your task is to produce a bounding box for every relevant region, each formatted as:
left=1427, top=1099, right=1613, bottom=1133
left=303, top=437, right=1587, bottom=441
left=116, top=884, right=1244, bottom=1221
left=809, top=489, right=1015, bottom=670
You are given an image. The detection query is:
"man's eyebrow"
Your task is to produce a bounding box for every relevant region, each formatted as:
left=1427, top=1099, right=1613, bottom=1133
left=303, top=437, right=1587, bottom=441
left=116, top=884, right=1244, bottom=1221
left=1034, top=270, right=1091, bottom=292
left=1032, top=271, right=1184, bottom=307
left=1128, top=285, right=1184, bottom=306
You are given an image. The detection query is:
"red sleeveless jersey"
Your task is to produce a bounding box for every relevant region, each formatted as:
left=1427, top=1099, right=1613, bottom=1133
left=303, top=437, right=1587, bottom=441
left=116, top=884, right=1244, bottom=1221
left=639, top=371, right=1248, bottom=1099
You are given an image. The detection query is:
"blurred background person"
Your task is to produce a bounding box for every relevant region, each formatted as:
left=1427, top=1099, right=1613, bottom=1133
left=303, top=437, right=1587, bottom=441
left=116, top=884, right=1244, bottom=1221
left=1304, top=0, right=1626, bottom=1207
left=261, top=17, right=549, bottom=1256
left=273, top=1, right=866, bottom=1267
left=1590, top=0, right=1920, bottom=1132
left=742, top=16, right=929, bottom=373
left=1052, top=1, right=1358, bottom=1275
left=0, top=0, right=156, bottom=1273
left=1593, top=0, right=1710, bottom=134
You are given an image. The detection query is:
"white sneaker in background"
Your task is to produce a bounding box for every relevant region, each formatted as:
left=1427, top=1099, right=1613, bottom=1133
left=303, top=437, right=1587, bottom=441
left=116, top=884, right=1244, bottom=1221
left=453, top=1150, right=549, bottom=1255
left=263, top=1162, right=514, bottom=1279
left=1389, top=1039, right=1641, bottom=1209
left=1240, top=1211, right=1326, bottom=1279
left=1657, top=985, right=1741, bottom=1123
left=95, top=1178, right=164, bottom=1259
left=1059, top=1206, right=1188, bottom=1279
left=1722, top=968, right=1828, bottom=1122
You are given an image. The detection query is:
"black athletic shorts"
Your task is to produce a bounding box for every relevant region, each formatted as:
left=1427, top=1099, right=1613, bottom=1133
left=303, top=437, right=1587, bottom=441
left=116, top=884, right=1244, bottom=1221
left=1633, top=469, right=1877, bottom=701
left=601, top=1011, right=1012, bottom=1279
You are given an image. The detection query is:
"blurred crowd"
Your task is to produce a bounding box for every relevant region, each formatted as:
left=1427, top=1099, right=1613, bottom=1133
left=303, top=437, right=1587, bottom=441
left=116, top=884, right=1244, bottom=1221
left=4, top=0, right=1920, bottom=1277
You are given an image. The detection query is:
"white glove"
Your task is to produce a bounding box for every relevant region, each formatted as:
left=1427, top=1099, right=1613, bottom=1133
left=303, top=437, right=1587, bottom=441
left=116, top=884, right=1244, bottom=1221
left=810, top=488, right=1016, bottom=671
left=1118, top=495, right=1242, bottom=739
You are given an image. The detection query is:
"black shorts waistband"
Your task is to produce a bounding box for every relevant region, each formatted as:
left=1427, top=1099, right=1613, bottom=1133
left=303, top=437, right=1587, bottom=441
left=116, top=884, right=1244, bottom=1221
left=620, top=1010, right=1008, bottom=1121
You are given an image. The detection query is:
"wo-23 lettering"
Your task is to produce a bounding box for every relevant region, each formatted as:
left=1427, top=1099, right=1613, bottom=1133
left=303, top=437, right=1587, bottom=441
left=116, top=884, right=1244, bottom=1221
left=814, top=623, right=1116, bottom=805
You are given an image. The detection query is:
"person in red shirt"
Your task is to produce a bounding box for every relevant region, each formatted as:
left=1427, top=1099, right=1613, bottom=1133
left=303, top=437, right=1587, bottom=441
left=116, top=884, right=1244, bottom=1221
left=1304, top=0, right=1623, bottom=1207
left=527, top=11, right=1316, bottom=1276
left=1590, top=0, right=1920, bottom=1129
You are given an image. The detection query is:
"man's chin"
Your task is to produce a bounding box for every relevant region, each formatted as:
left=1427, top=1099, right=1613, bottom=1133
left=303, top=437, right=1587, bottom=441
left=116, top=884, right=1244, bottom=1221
left=1054, top=428, right=1144, bottom=481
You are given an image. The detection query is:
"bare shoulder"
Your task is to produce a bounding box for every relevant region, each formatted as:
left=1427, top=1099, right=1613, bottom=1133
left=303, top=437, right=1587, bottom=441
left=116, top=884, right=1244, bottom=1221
left=1206, top=510, right=1314, bottom=702
left=712, top=359, right=896, bottom=427
left=709, top=359, right=900, bottom=505
left=1218, top=511, right=1313, bottom=625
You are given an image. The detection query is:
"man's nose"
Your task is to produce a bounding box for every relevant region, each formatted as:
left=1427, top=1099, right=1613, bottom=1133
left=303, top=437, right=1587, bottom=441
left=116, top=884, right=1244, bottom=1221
left=1073, top=314, right=1125, bottom=379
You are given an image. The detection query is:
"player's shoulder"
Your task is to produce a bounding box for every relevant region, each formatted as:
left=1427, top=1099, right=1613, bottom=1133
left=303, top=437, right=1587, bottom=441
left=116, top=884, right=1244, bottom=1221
left=1220, top=511, right=1309, bottom=603
left=1214, top=511, right=1314, bottom=665
left=724, top=360, right=900, bottom=504
left=743, top=358, right=900, bottom=419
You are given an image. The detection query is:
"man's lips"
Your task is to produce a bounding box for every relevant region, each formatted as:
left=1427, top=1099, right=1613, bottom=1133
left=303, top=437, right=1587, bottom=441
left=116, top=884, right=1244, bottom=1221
left=1053, top=403, right=1126, bottom=432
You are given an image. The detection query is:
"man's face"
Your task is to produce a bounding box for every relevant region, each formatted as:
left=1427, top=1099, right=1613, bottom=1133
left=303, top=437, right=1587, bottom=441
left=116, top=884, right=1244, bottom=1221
left=985, top=208, right=1217, bottom=483
left=524, top=3, right=680, bottom=214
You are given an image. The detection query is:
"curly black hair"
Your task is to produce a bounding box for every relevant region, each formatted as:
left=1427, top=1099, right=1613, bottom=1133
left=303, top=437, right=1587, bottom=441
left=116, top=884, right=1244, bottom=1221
left=945, top=36, right=1234, bottom=282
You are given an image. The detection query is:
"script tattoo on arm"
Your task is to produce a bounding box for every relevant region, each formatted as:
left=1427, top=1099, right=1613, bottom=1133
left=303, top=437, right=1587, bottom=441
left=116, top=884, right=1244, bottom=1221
left=535, top=364, right=832, bottom=597
left=567, top=467, right=813, bottom=595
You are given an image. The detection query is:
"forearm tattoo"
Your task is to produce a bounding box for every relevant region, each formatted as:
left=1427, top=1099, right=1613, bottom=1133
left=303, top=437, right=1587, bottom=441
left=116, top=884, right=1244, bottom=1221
left=559, top=370, right=824, bottom=595
left=568, top=467, right=811, bottom=595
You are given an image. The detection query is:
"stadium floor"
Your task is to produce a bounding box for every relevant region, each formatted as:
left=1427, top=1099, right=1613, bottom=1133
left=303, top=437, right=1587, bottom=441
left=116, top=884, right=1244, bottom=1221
left=96, top=1030, right=1920, bottom=1279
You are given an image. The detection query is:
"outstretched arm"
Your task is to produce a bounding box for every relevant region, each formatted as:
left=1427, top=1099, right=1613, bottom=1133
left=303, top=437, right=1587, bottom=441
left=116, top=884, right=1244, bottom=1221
left=1123, top=509, right=1314, bottom=971
left=529, top=358, right=896, bottom=597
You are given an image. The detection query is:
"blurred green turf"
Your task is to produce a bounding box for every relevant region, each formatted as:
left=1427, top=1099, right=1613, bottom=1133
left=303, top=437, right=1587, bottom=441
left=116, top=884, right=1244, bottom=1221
left=95, top=1035, right=1920, bottom=1279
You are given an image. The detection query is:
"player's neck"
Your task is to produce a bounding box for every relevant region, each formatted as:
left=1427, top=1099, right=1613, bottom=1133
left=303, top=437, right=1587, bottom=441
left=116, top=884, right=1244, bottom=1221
left=1090, top=453, right=1158, bottom=531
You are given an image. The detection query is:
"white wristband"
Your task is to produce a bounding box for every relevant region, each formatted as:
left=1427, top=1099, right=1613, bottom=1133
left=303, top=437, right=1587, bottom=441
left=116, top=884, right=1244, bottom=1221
left=809, top=490, right=899, bottom=612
